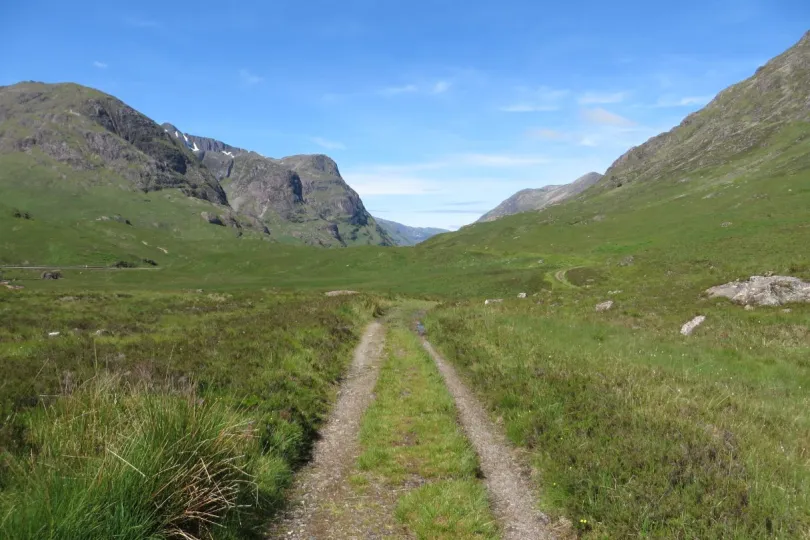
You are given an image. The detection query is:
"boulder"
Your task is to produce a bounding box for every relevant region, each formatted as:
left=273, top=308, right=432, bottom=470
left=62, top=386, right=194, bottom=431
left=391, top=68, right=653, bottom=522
left=41, top=270, right=62, bottom=280
left=484, top=299, right=503, bottom=305
left=706, top=275, right=810, bottom=306
left=595, top=300, right=614, bottom=312
left=680, top=315, right=706, bottom=336
left=517, top=292, right=527, bottom=299
left=324, top=290, right=359, bottom=297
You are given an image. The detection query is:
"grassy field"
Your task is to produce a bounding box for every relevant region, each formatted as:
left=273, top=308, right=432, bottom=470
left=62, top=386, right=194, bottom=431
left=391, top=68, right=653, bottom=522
left=425, top=294, right=809, bottom=538
left=0, top=289, right=384, bottom=538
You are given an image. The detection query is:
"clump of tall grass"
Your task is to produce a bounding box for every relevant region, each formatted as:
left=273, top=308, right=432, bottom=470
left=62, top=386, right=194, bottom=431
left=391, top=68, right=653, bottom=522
left=0, top=375, right=259, bottom=539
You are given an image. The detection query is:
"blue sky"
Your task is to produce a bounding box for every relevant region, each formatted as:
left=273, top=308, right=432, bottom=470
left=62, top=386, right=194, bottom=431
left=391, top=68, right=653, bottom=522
left=2, top=1, right=807, bottom=229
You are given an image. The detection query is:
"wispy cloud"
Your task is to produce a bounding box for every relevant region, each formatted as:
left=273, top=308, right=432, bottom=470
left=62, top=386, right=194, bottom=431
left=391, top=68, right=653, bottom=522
left=527, top=128, right=565, bottom=139
left=653, top=95, right=712, bottom=107
left=380, top=80, right=451, bottom=97
left=346, top=174, right=440, bottom=196
left=578, top=91, right=628, bottom=104
left=123, top=16, right=161, bottom=29
left=311, top=137, right=346, bottom=150
left=431, top=81, right=451, bottom=94
left=500, top=104, right=559, bottom=112
left=381, top=84, right=419, bottom=96
left=456, top=153, right=550, bottom=167
left=92, top=61, right=108, bottom=69
left=239, top=69, right=264, bottom=85
left=500, top=86, right=569, bottom=112
left=581, top=107, right=636, bottom=127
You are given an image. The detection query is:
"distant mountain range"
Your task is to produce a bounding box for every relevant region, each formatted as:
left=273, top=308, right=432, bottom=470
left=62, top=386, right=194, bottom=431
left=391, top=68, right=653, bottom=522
left=0, top=82, right=393, bottom=247
left=478, top=172, right=603, bottom=222
left=375, top=218, right=449, bottom=245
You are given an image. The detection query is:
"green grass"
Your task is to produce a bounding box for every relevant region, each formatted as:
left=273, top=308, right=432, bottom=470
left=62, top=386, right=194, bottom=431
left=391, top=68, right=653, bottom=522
left=425, top=300, right=810, bottom=538
left=0, top=289, right=385, bottom=538
left=354, top=313, right=497, bottom=539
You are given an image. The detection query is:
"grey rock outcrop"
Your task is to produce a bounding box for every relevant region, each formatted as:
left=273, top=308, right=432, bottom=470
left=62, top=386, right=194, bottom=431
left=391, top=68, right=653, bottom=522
left=706, top=276, right=810, bottom=306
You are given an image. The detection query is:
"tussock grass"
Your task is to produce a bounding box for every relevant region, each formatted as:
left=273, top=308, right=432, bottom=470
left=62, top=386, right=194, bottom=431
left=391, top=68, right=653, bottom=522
left=1, top=375, right=255, bottom=539
left=426, top=303, right=810, bottom=538
left=0, top=290, right=384, bottom=537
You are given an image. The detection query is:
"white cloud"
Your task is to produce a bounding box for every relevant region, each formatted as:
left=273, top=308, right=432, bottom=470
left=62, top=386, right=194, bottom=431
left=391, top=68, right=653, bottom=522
left=311, top=137, right=346, bottom=150
left=653, top=95, right=712, bottom=107
left=455, top=153, right=550, bottom=167
left=578, top=91, right=628, bottom=104
left=345, top=174, right=439, bottom=196
left=499, top=104, right=559, bottom=112
left=500, top=86, right=568, bottom=112
left=578, top=136, right=599, bottom=147
left=381, top=84, right=419, bottom=96
left=431, top=80, right=451, bottom=94
left=239, top=69, right=264, bottom=85
left=527, top=128, right=565, bottom=140
left=581, top=107, right=636, bottom=127
left=92, top=61, right=108, bottom=69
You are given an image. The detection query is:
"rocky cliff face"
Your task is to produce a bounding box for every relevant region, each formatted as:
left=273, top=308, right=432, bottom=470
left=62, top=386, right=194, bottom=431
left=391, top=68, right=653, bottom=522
left=0, top=81, right=393, bottom=247
left=162, top=126, right=394, bottom=246
left=478, top=172, right=603, bottom=222
left=0, top=83, right=227, bottom=204
left=600, top=31, right=810, bottom=189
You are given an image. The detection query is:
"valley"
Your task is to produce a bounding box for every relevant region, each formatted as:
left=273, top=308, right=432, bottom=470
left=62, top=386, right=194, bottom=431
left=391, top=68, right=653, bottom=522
left=0, top=16, right=809, bottom=540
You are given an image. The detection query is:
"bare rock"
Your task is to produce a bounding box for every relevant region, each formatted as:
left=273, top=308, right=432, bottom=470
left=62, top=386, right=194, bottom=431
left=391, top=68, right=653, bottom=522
left=680, top=315, right=706, bottom=336
left=41, top=270, right=62, bottom=280
left=706, top=275, right=810, bottom=306
left=484, top=298, right=503, bottom=305
left=324, top=290, right=359, bottom=297
left=517, top=292, right=527, bottom=299
left=595, top=300, right=614, bottom=312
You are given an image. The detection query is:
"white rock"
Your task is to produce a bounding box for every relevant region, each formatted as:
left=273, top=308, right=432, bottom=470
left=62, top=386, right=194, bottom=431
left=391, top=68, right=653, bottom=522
left=517, top=292, right=527, bottom=299
left=706, top=275, right=810, bottom=307
left=48, top=331, right=60, bottom=337
left=680, top=316, right=706, bottom=336
left=484, top=299, right=503, bottom=305
left=595, top=300, right=614, bottom=312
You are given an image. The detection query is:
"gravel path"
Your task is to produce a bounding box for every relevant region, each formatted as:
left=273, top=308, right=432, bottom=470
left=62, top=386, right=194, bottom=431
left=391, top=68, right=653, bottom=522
left=422, top=339, right=558, bottom=540
left=269, top=321, right=388, bottom=539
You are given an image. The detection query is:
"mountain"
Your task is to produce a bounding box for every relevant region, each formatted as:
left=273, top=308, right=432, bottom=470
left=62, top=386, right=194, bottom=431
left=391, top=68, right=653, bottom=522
left=0, top=82, right=227, bottom=204
left=375, top=218, right=449, bottom=246
left=162, top=125, right=393, bottom=247
left=0, top=81, right=392, bottom=254
left=478, top=172, right=603, bottom=222
left=599, top=30, right=810, bottom=191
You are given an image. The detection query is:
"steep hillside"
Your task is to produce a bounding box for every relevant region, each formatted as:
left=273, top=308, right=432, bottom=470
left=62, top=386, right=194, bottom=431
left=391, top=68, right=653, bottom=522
left=375, top=218, right=449, bottom=245
left=163, top=126, right=394, bottom=247
left=0, top=82, right=226, bottom=204
left=599, top=30, right=810, bottom=191
left=478, top=172, right=602, bottom=222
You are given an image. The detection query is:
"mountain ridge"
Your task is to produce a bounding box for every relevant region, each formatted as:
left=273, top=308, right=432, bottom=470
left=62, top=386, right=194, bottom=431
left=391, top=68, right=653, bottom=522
left=478, top=172, right=603, bottom=222
left=375, top=218, right=449, bottom=245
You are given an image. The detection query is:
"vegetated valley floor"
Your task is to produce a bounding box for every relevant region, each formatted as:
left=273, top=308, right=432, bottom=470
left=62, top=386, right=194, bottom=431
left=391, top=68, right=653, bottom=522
left=2, top=159, right=810, bottom=538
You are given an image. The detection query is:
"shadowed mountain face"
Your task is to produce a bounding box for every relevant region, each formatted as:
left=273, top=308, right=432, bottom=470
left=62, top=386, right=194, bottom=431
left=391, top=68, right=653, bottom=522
left=375, top=218, right=449, bottom=246
left=0, top=81, right=393, bottom=247
left=159, top=125, right=394, bottom=246
left=478, top=172, right=603, bottom=222
left=0, top=82, right=227, bottom=204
